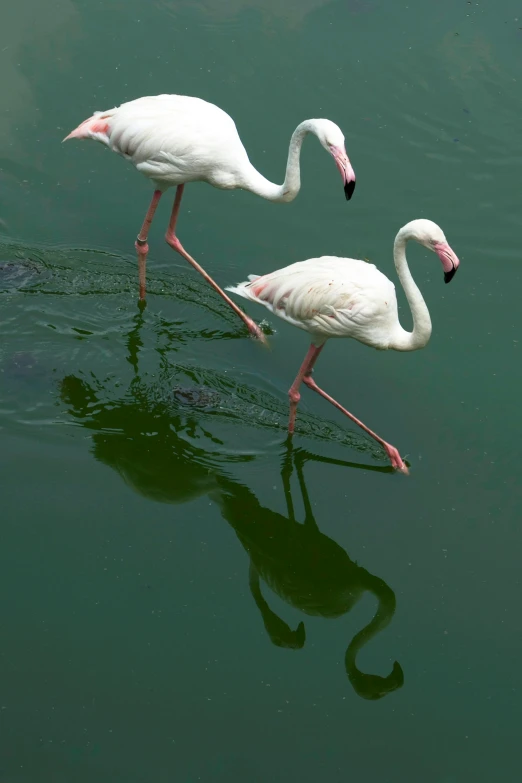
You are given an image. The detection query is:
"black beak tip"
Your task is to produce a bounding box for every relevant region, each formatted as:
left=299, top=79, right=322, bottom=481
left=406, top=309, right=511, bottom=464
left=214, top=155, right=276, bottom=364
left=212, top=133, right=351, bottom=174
left=344, top=180, right=356, bottom=201
left=444, top=266, right=457, bottom=284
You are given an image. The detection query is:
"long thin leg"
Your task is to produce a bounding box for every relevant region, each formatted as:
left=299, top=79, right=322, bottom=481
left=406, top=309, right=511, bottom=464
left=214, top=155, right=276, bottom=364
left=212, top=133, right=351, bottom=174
left=287, top=343, right=324, bottom=433
left=302, top=373, right=408, bottom=474
left=166, top=183, right=184, bottom=237
left=135, top=189, right=162, bottom=300
left=164, top=185, right=267, bottom=344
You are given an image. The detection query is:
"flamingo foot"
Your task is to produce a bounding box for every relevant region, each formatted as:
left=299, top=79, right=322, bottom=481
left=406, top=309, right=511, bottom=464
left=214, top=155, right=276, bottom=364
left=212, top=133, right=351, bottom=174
left=246, top=318, right=268, bottom=345
left=383, top=443, right=409, bottom=474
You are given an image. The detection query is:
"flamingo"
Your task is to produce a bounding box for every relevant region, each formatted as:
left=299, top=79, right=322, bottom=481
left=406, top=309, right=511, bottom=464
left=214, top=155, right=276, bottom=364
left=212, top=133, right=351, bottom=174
left=227, top=219, right=460, bottom=473
left=63, top=94, right=356, bottom=342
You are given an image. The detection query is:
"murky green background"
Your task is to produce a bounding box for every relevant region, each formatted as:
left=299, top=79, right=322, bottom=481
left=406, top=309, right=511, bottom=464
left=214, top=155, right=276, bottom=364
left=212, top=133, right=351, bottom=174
left=1, top=0, right=521, bottom=780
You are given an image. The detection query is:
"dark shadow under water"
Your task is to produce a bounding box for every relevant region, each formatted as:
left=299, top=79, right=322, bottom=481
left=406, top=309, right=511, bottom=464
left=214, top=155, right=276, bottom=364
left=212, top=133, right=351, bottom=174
left=1, top=243, right=404, bottom=701
left=56, top=308, right=404, bottom=700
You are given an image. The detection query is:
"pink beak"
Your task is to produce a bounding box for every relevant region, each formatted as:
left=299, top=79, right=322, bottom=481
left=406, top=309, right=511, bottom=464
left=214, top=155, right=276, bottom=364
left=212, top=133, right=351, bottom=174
left=330, top=145, right=356, bottom=200
left=433, top=241, right=460, bottom=284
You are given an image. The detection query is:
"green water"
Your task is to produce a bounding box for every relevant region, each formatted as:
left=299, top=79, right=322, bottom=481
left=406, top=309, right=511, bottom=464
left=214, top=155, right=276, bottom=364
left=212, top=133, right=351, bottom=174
left=1, top=0, right=522, bottom=780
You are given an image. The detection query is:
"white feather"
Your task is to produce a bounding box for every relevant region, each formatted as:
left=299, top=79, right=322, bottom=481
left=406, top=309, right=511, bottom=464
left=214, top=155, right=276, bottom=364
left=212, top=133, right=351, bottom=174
left=227, top=255, right=398, bottom=348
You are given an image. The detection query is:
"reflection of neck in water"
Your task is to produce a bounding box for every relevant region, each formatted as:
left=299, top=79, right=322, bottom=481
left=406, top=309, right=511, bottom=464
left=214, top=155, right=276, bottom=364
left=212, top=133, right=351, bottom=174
left=212, top=445, right=403, bottom=700
left=58, top=331, right=403, bottom=700
left=344, top=573, right=404, bottom=700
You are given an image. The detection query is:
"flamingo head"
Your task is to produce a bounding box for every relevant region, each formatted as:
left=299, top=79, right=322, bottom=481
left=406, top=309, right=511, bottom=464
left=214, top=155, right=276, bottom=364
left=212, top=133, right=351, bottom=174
left=314, top=120, right=356, bottom=200
left=403, top=219, right=460, bottom=284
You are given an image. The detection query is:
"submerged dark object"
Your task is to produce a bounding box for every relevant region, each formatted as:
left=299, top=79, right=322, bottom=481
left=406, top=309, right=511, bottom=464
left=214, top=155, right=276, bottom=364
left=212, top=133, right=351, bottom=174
left=0, top=259, right=42, bottom=290
left=172, top=385, right=223, bottom=410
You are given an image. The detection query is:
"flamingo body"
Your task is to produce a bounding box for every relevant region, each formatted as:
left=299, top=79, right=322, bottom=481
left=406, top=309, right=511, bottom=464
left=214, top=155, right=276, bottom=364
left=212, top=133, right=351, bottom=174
left=228, top=256, right=398, bottom=348
left=66, top=95, right=253, bottom=190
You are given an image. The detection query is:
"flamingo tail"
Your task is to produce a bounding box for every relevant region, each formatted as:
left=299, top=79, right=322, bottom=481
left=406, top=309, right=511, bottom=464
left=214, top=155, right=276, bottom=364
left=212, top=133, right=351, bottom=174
left=226, top=274, right=261, bottom=301
left=62, top=110, right=116, bottom=143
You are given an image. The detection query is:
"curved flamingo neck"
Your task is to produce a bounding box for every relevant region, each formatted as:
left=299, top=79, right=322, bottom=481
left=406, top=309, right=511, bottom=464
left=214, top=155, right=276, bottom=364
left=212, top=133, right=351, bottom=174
left=389, top=232, right=432, bottom=351
left=240, top=120, right=318, bottom=203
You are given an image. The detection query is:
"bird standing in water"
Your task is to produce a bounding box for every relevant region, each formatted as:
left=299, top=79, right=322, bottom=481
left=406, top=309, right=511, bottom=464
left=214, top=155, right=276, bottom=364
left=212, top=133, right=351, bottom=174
left=64, top=93, right=356, bottom=342
left=227, top=219, right=460, bottom=471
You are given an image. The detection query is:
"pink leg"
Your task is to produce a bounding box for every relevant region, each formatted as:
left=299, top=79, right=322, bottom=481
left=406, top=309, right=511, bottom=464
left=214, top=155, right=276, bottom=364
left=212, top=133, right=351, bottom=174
left=165, top=185, right=267, bottom=344
left=135, top=189, right=162, bottom=300
left=303, top=374, right=408, bottom=474
left=287, top=344, right=324, bottom=433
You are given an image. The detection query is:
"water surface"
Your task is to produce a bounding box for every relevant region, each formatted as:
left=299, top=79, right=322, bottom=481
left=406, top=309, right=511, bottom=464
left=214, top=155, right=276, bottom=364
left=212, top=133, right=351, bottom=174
left=1, top=0, right=522, bottom=780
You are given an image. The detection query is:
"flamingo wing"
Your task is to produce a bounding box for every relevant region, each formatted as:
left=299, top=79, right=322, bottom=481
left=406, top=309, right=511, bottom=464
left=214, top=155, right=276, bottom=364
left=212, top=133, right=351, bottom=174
left=64, top=94, right=251, bottom=187
left=227, top=256, right=399, bottom=347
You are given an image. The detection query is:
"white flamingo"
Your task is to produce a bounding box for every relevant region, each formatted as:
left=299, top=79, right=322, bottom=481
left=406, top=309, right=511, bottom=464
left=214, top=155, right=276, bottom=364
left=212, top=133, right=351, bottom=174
left=64, top=94, right=356, bottom=342
left=227, top=219, right=460, bottom=472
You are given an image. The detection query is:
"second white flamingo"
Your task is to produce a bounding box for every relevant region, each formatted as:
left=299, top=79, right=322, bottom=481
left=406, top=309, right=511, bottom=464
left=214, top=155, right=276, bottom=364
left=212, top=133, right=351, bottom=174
left=227, top=219, right=460, bottom=473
